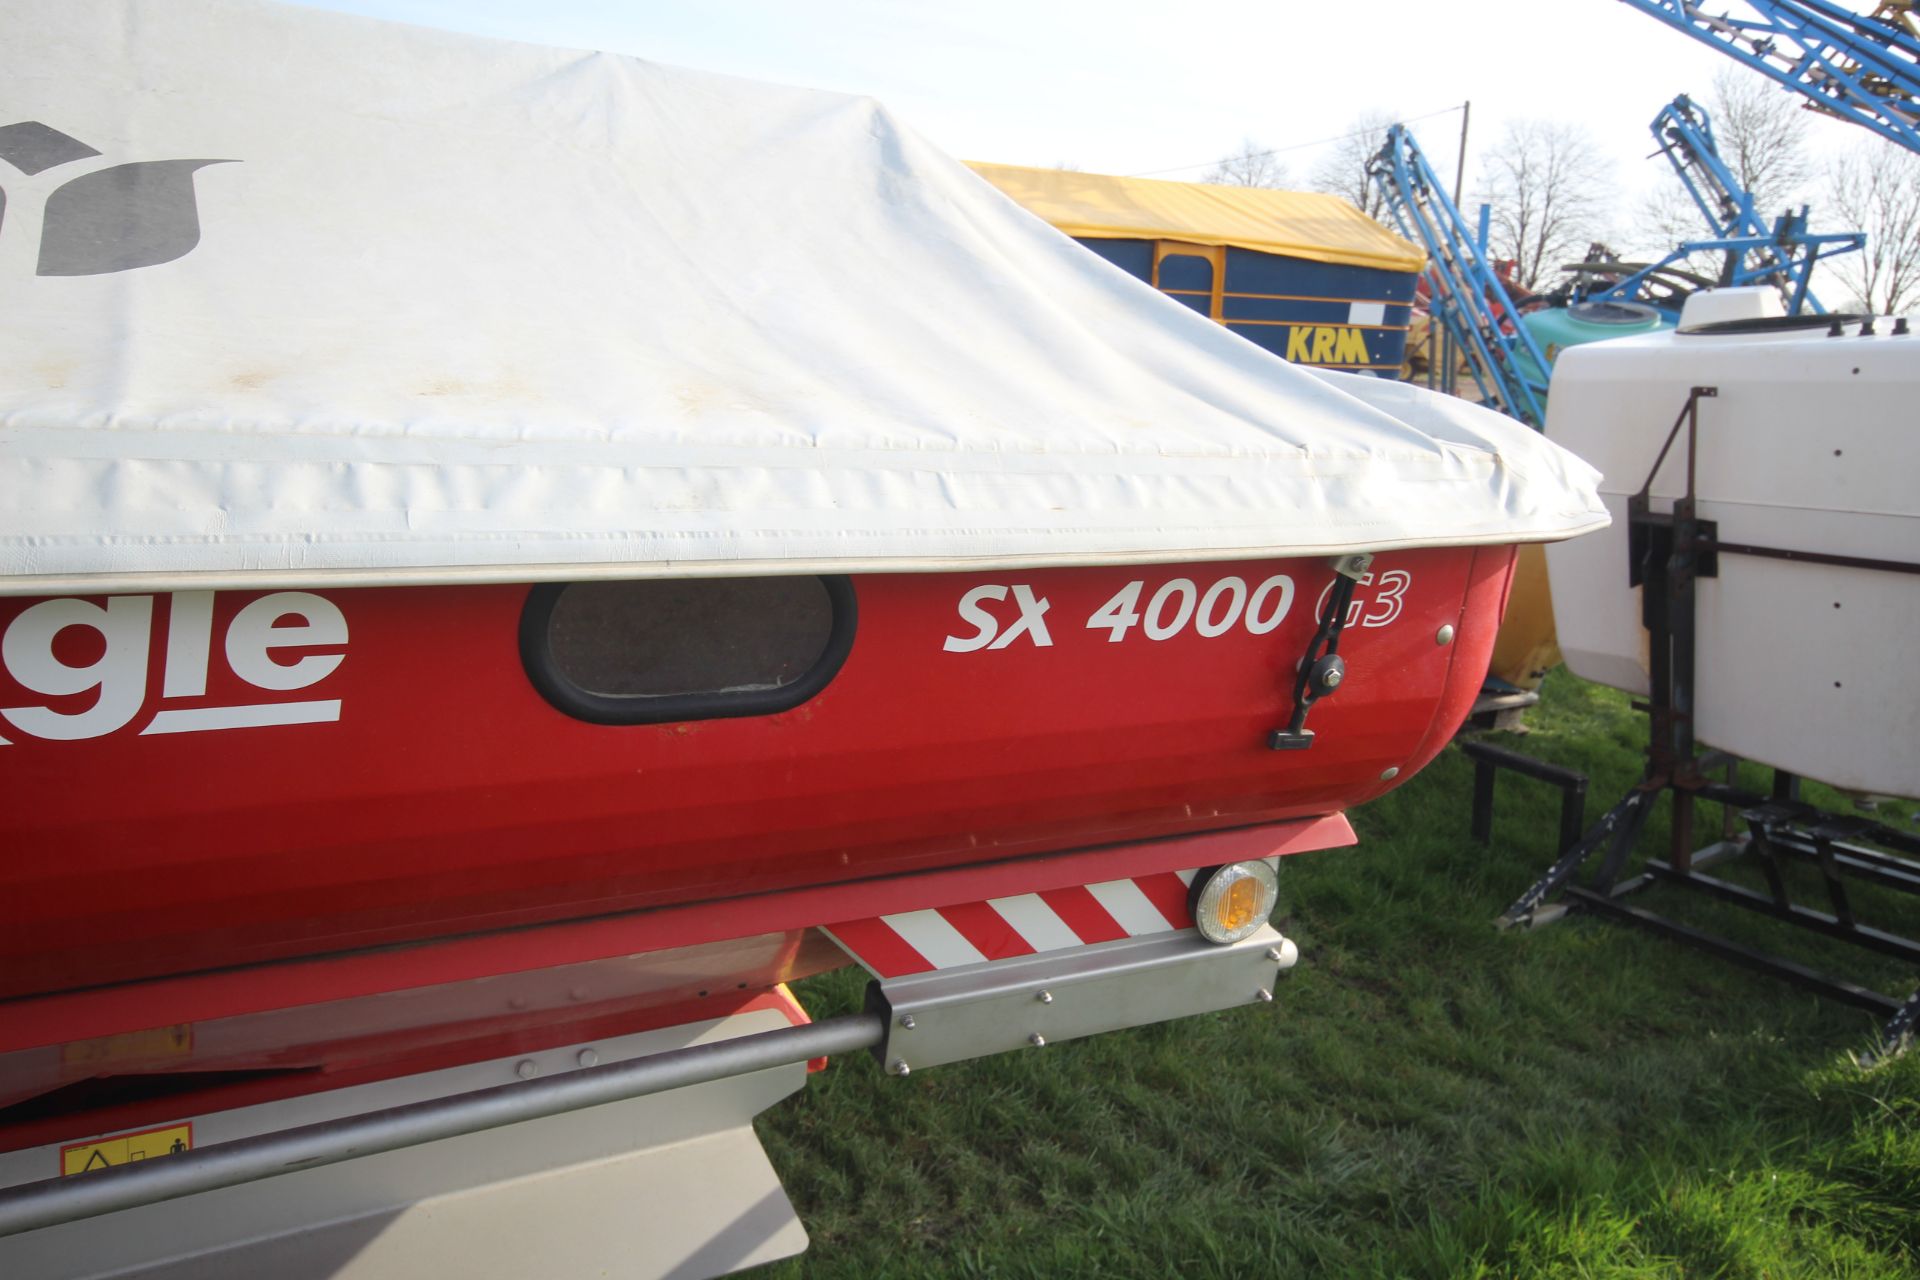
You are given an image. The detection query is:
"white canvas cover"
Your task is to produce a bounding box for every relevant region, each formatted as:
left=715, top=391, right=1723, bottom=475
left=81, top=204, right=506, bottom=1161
left=0, top=0, right=1605, bottom=594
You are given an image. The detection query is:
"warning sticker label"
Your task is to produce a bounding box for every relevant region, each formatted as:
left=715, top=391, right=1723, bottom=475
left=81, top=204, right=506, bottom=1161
left=60, top=1123, right=193, bottom=1176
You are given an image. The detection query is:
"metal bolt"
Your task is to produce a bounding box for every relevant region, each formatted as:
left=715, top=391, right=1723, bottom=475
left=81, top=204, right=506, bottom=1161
left=889, top=1059, right=911, bottom=1077
left=1036, top=990, right=1053, bottom=1004
left=1029, top=1033, right=1047, bottom=1047
left=1380, top=766, right=1400, bottom=781
left=1322, top=666, right=1344, bottom=688
left=515, top=1059, right=539, bottom=1080
left=898, top=1014, right=916, bottom=1030
left=576, top=1048, right=599, bottom=1069
left=1256, top=988, right=1274, bottom=1003
left=1436, top=624, right=1455, bottom=646
left=1266, top=947, right=1285, bottom=963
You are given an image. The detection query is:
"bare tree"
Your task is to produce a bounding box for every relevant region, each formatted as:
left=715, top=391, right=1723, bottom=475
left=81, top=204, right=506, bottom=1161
left=1475, top=119, right=1613, bottom=292
left=1634, top=172, right=1705, bottom=261
left=1201, top=139, right=1289, bottom=189
left=1704, top=66, right=1812, bottom=219
left=1824, top=143, right=1920, bottom=312
left=1308, top=112, right=1396, bottom=219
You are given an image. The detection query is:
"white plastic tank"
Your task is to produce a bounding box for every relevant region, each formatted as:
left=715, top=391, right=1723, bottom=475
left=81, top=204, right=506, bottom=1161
left=1545, top=289, right=1919, bottom=798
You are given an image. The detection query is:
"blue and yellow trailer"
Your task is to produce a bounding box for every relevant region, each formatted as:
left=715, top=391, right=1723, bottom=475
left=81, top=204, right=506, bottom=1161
left=971, top=163, right=1424, bottom=376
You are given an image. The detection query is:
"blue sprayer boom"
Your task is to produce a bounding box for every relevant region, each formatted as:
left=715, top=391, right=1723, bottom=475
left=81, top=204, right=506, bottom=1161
left=1366, top=125, right=1551, bottom=427
left=1616, top=1, right=1920, bottom=155
left=1582, top=95, right=1864, bottom=313
left=1368, top=99, right=1863, bottom=422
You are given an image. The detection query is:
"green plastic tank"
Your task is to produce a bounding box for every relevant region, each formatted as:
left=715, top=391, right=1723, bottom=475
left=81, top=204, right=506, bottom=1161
left=1516, top=300, right=1672, bottom=394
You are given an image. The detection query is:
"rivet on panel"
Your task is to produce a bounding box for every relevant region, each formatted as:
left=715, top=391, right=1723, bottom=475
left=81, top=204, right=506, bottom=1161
left=899, top=1014, right=916, bottom=1030
left=1380, top=766, right=1400, bottom=781
left=1029, top=1033, right=1047, bottom=1047
left=1256, top=988, right=1275, bottom=1003
left=576, top=1048, right=599, bottom=1069
left=1436, top=624, right=1455, bottom=646
left=515, top=1059, right=539, bottom=1080
left=889, top=1059, right=911, bottom=1077
left=1036, top=990, right=1053, bottom=1004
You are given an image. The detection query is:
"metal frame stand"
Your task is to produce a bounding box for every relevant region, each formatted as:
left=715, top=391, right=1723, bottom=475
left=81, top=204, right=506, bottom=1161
left=1494, top=386, right=1920, bottom=1055
left=1464, top=739, right=1587, bottom=870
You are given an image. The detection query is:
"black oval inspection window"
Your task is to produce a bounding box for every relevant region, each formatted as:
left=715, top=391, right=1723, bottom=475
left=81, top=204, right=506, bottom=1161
left=520, top=576, right=856, bottom=724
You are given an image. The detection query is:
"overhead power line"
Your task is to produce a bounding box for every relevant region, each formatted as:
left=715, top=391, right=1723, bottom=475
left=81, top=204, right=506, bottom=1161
left=1127, top=103, right=1469, bottom=179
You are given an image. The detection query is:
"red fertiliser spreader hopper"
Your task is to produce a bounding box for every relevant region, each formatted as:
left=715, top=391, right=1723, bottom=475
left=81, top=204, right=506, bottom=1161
left=0, top=2, right=1608, bottom=1276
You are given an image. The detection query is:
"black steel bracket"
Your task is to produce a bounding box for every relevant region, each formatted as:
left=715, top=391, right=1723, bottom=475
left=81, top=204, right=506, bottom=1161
left=1268, top=553, right=1370, bottom=751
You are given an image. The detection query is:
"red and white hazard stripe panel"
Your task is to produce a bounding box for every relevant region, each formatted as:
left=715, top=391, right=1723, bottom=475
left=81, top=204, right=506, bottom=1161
left=823, top=868, right=1206, bottom=978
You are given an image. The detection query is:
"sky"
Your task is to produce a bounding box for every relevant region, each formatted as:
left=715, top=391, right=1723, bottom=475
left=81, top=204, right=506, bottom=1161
left=293, top=0, right=1877, bottom=254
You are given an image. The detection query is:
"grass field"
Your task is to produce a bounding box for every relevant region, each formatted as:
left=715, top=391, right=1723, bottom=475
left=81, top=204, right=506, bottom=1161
left=762, top=671, right=1920, bottom=1278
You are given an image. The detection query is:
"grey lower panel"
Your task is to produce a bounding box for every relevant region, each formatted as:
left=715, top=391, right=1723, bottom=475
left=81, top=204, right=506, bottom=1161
left=116, top=1118, right=808, bottom=1280
left=868, top=925, right=1298, bottom=1073
left=1, top=1011, right=813, bottom=1280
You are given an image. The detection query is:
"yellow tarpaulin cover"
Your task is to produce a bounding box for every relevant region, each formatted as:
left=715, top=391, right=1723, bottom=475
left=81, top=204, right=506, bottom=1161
left=969, top=163, right=1425, bottom=275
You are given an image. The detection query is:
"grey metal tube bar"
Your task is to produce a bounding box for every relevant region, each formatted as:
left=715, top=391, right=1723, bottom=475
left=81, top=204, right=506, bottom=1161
left=0, top=1010, right=886, bottom=1238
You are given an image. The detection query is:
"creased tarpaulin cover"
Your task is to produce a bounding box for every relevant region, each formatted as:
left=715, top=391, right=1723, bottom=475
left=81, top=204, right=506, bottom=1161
left=967, top=162, right=1427, bottom=274
left=0, top=0, right=1605, bottom=595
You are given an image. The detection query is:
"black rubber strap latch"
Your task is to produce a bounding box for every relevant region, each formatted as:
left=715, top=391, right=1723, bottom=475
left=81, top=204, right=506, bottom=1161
left=1269, top=554, right=1371, bottom=751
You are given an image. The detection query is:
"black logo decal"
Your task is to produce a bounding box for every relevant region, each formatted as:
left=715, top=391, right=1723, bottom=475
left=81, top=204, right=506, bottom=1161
left=0, top=122, right=234, bottom=276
